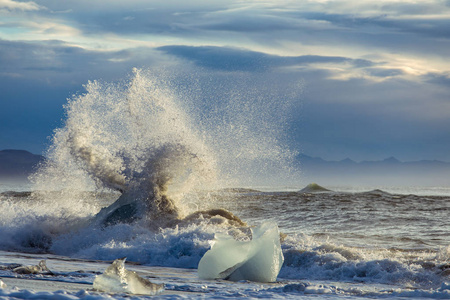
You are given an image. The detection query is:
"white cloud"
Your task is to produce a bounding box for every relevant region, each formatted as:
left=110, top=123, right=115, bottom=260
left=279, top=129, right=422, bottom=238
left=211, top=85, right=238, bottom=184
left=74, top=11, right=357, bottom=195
left=26, top=20, right=80, bottom=37
left=0, top=0, right=42, bottom=11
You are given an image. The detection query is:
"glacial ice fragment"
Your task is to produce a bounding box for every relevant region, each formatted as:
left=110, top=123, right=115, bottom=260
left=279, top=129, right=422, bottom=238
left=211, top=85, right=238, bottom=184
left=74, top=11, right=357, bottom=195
left=93, top=258, right=164, bottom=295
left=198, top=222, right=284, bottom=282
left=13, top=260, right=52, bottom=275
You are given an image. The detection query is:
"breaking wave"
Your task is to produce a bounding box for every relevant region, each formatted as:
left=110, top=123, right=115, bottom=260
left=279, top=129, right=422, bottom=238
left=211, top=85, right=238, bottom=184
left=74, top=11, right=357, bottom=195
left=29, top=68, right=299, bottom=223
left=0, top=68, right=302, bottom=255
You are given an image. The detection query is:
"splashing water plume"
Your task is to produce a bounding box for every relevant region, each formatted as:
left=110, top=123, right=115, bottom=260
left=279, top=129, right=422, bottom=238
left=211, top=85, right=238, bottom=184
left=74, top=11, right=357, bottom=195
left=31, top=68, right=300, bottom=227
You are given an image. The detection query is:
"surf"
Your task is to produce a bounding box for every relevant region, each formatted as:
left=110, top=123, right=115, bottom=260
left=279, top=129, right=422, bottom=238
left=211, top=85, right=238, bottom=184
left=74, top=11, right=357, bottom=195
left=30, top=69, right=219, bottom=231
left=15, top=68, right=300, bottom=254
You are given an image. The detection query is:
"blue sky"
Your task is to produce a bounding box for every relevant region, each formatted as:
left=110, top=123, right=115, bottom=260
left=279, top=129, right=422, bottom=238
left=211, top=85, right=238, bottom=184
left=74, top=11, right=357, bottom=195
left=1, top=0, right=450, bottom=161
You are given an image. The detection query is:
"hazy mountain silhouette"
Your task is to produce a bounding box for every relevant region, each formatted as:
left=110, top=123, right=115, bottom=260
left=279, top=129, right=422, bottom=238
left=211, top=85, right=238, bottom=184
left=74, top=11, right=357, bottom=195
left=297, top=154, right=450, bottom=186
left=1, top=149, right=449, bottom=186
left=0, top=150, right=45, bottom=181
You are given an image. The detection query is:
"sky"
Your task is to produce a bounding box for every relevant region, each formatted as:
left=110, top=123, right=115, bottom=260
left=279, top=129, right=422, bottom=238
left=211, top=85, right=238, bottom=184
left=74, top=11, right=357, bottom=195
left=1, top=0, right=450, bottom=162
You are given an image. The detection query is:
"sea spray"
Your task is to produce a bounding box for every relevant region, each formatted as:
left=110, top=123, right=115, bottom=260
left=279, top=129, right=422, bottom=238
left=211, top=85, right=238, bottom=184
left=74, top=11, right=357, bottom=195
left=31, top=69, right=219, bottom=221
left=0, top=67, right=303, bottom=257
left=30, top=68, right=301, bottom=222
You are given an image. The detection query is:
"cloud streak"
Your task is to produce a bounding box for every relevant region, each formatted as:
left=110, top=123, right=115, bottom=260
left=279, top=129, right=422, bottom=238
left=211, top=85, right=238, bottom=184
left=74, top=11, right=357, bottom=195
left=0, top=0, right=42, bottom=12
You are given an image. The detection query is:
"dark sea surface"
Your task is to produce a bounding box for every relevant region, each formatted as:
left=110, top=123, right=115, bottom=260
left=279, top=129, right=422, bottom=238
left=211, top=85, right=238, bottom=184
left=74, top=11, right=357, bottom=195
left=1, top=183, right=449, bottom=298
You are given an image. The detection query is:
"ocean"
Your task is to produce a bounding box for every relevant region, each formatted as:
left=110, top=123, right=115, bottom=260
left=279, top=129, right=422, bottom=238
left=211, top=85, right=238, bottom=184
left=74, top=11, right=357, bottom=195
left=0, top=69, right=448, bottom=299
left=0, top=184, right=449, bottom=299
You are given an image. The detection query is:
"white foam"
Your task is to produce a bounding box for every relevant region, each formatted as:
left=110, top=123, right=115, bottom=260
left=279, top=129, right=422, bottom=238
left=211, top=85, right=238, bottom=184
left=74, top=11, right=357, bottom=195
left=280, top=233, right=446, bottom=288
left=0, top=249, right=448, bottom=300
left=51, top=222, right=217, bottom=268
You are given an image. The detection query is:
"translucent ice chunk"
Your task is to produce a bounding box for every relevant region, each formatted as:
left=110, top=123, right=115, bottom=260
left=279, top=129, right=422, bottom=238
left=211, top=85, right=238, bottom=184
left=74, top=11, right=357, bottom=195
left=13, top=260, right=52, bottom=275
left=93, top=258, right=164, bottom=295
left=198, top=222, right=284, bottom=282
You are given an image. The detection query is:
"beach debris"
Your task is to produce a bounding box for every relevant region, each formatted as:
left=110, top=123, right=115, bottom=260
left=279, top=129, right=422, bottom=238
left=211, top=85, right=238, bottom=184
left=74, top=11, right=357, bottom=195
left=13, top=260, right=53, bottom=275
left=93, top=258, right=164, bottom=295
left=198, top=222, right=284, bottom=282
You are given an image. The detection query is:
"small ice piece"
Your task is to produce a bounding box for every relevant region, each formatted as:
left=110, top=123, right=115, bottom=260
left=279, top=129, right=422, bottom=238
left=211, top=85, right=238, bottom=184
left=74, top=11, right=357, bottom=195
left=13, top=260, right=52, bottom=275
left=0, top=279, right=6, bottom=288
left=93, top=258, right=164, bottom=295
left=198, top=222, right=284, bottom=282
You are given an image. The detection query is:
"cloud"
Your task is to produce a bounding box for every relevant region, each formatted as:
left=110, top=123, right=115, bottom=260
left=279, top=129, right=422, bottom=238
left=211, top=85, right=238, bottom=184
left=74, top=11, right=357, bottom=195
left=364, top=67, right=405, bottom=78
left=422, top=72, right=450, bottom=86
left=158, top=45, right=436, bottom=83
left=3, top=1, right=450, bottom=64
left=157, top=45, right=376, bottom=73
left=0, top=0, right=42, bottom=11
left=1, top=0, right=450, bottom=162
left=25, top=20, right=81, bottom=37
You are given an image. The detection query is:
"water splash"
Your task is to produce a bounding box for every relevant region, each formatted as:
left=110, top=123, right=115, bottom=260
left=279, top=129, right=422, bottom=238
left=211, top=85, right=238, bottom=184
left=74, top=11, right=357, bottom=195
left=31, top=68, right=301, bottom=225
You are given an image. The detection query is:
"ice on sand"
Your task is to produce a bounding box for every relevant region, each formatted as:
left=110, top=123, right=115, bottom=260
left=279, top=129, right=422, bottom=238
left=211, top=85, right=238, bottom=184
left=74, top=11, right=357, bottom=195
left=93, top=258, right=164, bottom=295
left=198, top=222, right=284, bottom=282
left=13, top=260, right=52, bottom=275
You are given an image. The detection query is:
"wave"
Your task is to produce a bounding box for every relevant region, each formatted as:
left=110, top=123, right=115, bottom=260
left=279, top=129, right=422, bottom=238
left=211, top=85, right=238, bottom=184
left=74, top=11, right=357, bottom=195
left=0, top=68, right=301, bottom=255
left=280, top=235, right=449, bottom=289
left=30, top=68, right=298, bottom=221
left=32, top=69, right=218, bottom=220
left=1, top=190, right=448, bottom=292
left=299, top=183, right=332, bottom=193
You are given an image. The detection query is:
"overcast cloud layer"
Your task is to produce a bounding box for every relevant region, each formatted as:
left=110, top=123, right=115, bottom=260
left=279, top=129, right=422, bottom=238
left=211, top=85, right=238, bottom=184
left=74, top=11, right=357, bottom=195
left=1, top=0, right=450, bottom=162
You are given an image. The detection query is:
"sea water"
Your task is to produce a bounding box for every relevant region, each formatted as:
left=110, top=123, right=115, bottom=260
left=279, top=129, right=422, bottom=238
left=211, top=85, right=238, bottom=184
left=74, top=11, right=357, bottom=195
left=0, top=187, right=448, bottom=299
left=0, top=69, right=448, bottom=299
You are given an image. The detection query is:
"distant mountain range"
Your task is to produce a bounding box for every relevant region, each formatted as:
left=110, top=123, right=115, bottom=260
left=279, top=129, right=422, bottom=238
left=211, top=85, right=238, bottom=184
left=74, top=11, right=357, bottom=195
left=296, top=154, right=450, bottom=186
left=0, top=149, right=45, bottom=181
left=1, top=149, right=449, bottom=186
left=297, top=153, right=450, bottom=168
